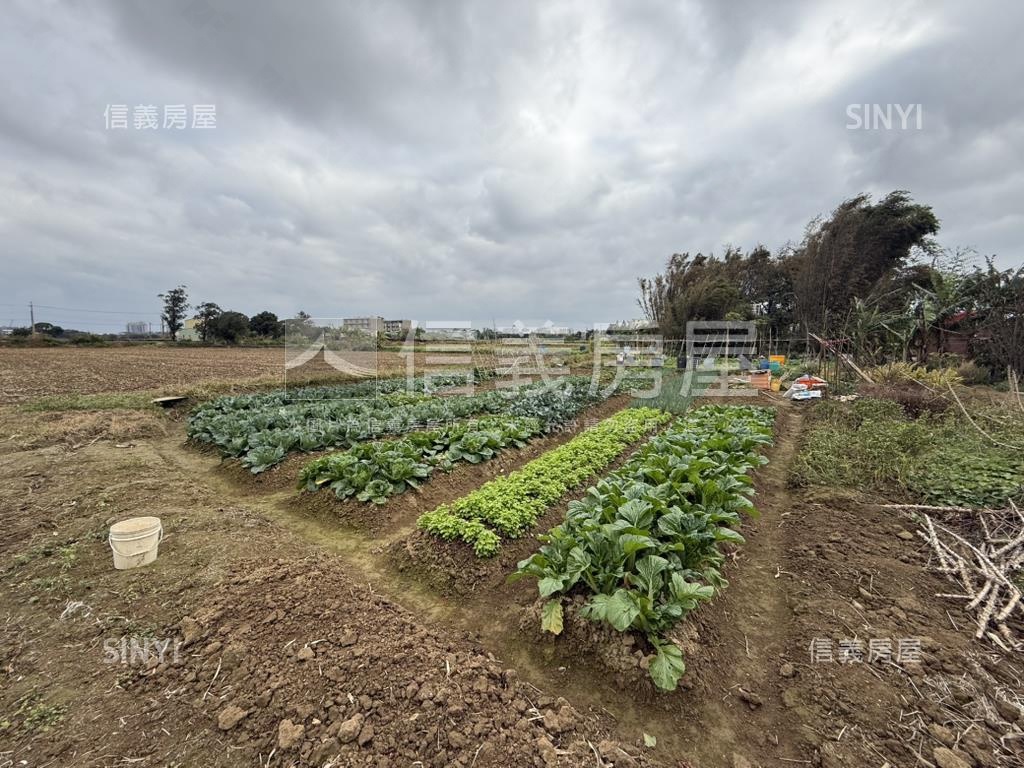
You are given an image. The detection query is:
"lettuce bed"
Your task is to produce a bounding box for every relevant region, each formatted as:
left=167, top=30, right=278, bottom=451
left=417, top=407, right=672, bottom=557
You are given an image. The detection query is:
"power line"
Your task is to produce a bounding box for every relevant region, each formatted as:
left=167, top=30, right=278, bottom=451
left=27, top=320, right=161, bottom=327
left=29, top=304, right=160, bottom=315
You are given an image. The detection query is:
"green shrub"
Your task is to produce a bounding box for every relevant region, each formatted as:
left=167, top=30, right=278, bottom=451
left=926, top=353, right=963, bottom=371
left=867, top=362, right=962, bottom=389
left=70, top=334, right=109, bottom=346
left=857, top=383, right=950, bottom=417
left=956, top=360, right=992, bottom=385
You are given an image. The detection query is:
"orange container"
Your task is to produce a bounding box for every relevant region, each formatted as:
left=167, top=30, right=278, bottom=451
left=769, top=355, right=786, bottom=365
left=750, top=371, right=771, bottom=389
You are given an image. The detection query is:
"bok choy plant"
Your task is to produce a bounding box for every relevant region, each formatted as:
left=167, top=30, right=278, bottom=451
left=511, top=404, right=775, bottom=691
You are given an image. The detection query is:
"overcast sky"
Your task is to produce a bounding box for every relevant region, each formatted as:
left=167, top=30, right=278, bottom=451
left=1, top=0, right=1022, bottom=332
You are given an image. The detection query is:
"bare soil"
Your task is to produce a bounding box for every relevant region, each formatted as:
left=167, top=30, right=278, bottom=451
left=1, top=370, right=1021, bottom=767
left=0, top=346, right=439, bottom=404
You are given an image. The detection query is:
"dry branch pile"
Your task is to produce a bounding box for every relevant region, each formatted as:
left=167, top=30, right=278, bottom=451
left=917, top=502, right=1024, bottom=651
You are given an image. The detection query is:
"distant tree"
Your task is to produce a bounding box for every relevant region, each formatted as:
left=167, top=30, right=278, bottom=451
left=637, top=191, right=942, bottom=356
left=841, top=294, right=907, bottom=363
left=193, top=302, right=223, bottom=342
left=786, top=191, right=939, bottom=336
left=159, top=285, right=189, bottom=341
left=909, top=265, right=975, bottom=362
left=10, top=327, right=31, bottom=337
left=209, top=311, right=250, bottom=344
left=638, top=251, right=752, bottom=338
left=968, top=261, right=1024, bottom=377
left=250, top=311, right=283, bottom=338
left=33, top=322, right=64, bottom=337
left=476, top=327, right=498, bottom=340
left=740, top=245, right=794, bottom=337
left=283, top=310, right=318, bottom=341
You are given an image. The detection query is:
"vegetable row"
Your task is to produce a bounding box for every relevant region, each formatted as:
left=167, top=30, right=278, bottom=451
left=190, top=371, right=652, bottom=474
left=189, top=374, right=601, bottom=473
left=298, top=416, right=542, bottom=503
left=511, top=404, right=775, bottom=691
left=295, top=374, right=659, bottom=503
left=196, top=369, right=493, bottom=415
left=417, top=407, right=672, bottom=557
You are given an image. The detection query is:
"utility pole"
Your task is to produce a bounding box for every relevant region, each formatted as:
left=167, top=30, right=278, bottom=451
left=29, top=301, right=35, bottom=336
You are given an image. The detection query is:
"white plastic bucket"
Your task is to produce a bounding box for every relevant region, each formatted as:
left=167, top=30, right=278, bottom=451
left=109, top=516, right=163, bottom=570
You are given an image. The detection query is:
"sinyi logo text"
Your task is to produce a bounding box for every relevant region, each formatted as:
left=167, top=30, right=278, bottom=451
left=846, top=103, right=922, bottom=130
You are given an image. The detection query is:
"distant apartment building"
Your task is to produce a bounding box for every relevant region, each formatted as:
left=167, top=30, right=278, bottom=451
left=383, top=319, right=412, bottom=337
left=125, top=320, right=150, bottom=335
left=607, top=319, right=658, bottom=333
left=342, top=316, right=384, bottom=334
left=343, top=316, right=412, bottom=337
left=536, top=325, right=572, bottom=336
left=497, top=320, right=572, bottom=337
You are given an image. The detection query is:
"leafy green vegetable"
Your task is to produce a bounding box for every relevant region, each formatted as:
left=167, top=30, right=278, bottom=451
left=649, top=642, right=686, bottom=691
left=541, top=600, right=564, bottom=635
left=298, top=416, right=542, bottom=503
left=241, top=445, right=287, bottom=473
left=417, top=407, right=672, bottom=556
left=513, top=404, right=775, bottom=691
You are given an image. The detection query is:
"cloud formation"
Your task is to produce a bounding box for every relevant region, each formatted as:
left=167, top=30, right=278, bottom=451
left=1, top=0, right=1021, bottom=331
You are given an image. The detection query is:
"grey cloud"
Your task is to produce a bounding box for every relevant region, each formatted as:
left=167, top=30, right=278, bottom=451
left=0, top=0, right=1021, bottom=332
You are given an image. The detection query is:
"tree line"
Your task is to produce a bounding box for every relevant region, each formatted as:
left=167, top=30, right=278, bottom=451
left=158, top=286, right=289, bottom=343
left=637, top=191, right=1023, bottom=377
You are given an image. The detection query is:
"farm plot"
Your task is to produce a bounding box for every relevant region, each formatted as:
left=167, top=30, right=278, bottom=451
left=10, top=375, right=1024, bottom=767
left=0, top=345, right=428, bottom=404
left=298, top=415, right=543, bottom=503
left=186, top=371, right=514, bottom=472
left=417, top=407, right=673, bottom=556
left=792, top=396, right=1024, bottom=509
left=295, top=375, right=641, bottom=505
left=512, top=405, right=775, bottom=690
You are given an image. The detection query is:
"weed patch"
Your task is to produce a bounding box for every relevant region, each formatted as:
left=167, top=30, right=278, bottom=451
left=792, top=398, right=1024, bottom=508
left=21, top=392, right=156, bottom=412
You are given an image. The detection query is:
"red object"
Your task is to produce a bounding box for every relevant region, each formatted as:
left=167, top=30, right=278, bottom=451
left=795, top=375, right=828, bottom=389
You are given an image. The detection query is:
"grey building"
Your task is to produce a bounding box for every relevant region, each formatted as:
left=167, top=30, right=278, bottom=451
left=383, top=319, right=412, bottom=337
left=342, top=316, right=385, bottom=334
